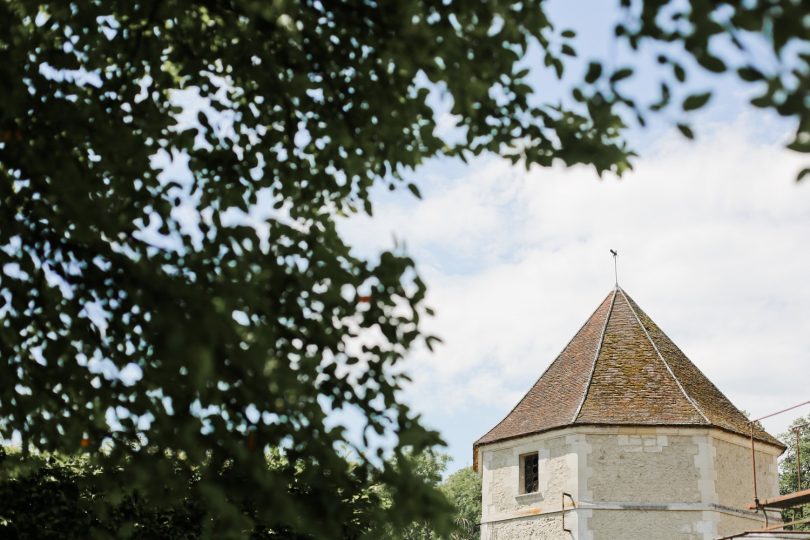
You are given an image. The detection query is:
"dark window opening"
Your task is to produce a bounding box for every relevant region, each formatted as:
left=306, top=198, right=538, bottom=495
left=522, top=453, right=539, bottom=494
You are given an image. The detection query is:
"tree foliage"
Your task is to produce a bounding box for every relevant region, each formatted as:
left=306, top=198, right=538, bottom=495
left=779, top=414, right=810, bottom=530
left=0, top=448, right=205, bottom=540
left=0, top=447, right=477, bottom=540
left=438, top=467, right=481, bottom=540
left=0, top=445, right=405, bottom=539
left=0, top=0, right=808, bottom=537
left=374, top=450, right=480, bottom=540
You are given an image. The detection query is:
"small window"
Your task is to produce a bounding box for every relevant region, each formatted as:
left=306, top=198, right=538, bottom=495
left=520, top=452, right=539, bottom=494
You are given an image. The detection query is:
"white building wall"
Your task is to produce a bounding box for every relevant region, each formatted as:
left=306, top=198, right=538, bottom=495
left=478, top=426, right=782, bottom=540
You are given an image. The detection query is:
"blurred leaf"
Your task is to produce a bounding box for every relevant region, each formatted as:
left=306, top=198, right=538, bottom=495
left=738, top=66, right=765, bottom=82
left=585, top=62, right=602, bottom=84
left=682, top=92, right=712, bottom=111
left=677, top=123, right=695, bottom=139
left=610, top=68, right=633, bottom=83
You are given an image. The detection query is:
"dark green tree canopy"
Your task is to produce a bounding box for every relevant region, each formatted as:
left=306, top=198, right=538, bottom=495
left=0, top=1, right=807, bottom=537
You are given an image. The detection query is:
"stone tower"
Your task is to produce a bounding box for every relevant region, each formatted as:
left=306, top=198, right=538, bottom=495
left=474, top=287, right=784, bottom=540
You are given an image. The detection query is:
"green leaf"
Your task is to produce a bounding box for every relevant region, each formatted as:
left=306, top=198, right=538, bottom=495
left=407, top=183, right=422, bottom=199
left=751, top=94, right=771, bottom=108
left=514, top=67, right=530, bottom=79
left=650, top=82, right=671, bottom=112
left=677, top=123, right=695, bottom=139
left=682, top=92, right=712, bottom=111
left=673, top=63, right=686, bottom=82
left=738, top=66, right=765, bottom=82
left=698, top=54, right=727, bottom=73
left=787, top=139, right=810, bottom=153
left=552, top=58, right=564, bottom=78
left=609, top=68, right=633, bottom=83
left=585, top=62, right=602, bottom=84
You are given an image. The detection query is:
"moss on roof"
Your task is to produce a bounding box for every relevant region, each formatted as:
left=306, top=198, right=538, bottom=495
left=475, top=287, right=783, bottom=456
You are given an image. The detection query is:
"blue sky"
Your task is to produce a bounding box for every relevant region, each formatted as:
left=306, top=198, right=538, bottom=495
left=340, top=0, right=810, bottom=471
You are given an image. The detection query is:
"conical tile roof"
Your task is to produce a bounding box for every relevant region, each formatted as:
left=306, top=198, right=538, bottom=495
left=475, top=287, right=783, bottom=450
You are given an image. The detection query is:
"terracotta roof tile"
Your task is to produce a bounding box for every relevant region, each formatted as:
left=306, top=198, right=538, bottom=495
left=474, top=292, right=613, bottom=446
left=474, top=287, right=783, bottom=452
left=621, top=291, right=780, bottom=447
left=575, top=290, right=706, bottom=425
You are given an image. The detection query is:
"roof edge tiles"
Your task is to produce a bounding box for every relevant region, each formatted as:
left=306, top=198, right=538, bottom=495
left=473, top=292, right=614, bottom=447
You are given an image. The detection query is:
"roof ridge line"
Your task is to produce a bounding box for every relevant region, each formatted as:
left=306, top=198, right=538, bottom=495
left=474, top=290, right=617, bottom=446
left=618, top=288, right=711, bottom=424
left=571, top=287, right=618, bottom=423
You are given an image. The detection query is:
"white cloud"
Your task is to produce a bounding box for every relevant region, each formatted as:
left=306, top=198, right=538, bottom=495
left=340, top=117, right=810, bottom=465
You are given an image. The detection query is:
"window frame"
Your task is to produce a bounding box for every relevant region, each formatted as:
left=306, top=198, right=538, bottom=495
left=519, top=451, right=539, bottom=495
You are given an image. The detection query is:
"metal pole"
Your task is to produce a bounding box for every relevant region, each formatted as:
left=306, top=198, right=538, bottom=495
left=796, top=427, right=802, bottom=491
left=614, top=255, right=617, bottom=285
left=610, top=250, right=618, bottom=285
left=752, top=399, right=810, bottom=423
left=561, top=492, right=574, bottom=534
left=751, top=421, right=759, bottom=506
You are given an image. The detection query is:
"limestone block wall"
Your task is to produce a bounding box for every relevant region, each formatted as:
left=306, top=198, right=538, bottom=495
left=584, top=430, right=702, bottom=504
left=586, top=509, right=710, bottom=540
left=485, top=515, right=560, bottom=540
left=711, top=434, right=780, bottom=509
left=480, top=430, right=578, bottom=540
left=480, top=431, right=577, bottom=521
left=715, top=513, right=770, bottom=539
left=477, top=426, right=783, bottom=540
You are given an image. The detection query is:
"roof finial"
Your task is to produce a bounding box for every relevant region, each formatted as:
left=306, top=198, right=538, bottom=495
left=610, top=249, right=618, bottom=286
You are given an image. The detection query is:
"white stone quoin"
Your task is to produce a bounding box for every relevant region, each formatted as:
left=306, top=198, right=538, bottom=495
left=473, top=287, right=785, bottom=539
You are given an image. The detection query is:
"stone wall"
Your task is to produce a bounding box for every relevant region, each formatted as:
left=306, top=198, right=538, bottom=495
left=715, top=512, right=770, bottom=539
left=585, top=430, right=702, bottom=504
left=477, top=426, right=782, bottom=540
left=482, top=515, right=561, bottom=540
left=711, top=434, right=780, bottom=509
left=586, top=509, right=708, bottom=540
left=480, top=431, right=577, bottom=521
